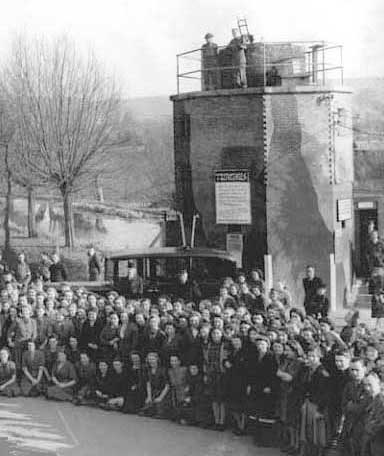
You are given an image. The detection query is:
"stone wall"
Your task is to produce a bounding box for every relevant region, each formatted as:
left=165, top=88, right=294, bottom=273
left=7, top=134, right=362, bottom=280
left=264, top=88, right=353, bottom=307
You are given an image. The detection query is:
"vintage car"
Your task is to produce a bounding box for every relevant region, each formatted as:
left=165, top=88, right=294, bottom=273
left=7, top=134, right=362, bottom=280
left=103, top=247, right=237, bottom=298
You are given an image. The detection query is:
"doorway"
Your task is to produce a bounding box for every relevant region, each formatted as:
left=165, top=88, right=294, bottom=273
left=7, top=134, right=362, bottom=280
left=358, top=208, right=378, bottom=277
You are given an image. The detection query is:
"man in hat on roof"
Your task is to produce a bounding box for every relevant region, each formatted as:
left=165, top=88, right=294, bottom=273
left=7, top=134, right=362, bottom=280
left=201, top=33, right=219, bottom=91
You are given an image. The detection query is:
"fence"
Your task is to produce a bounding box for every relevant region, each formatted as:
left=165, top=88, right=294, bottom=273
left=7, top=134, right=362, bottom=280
left=176, top=41, right=344, bottom=94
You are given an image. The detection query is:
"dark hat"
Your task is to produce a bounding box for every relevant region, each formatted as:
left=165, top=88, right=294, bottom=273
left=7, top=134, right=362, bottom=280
left=204, top=33, right=214, bottom=39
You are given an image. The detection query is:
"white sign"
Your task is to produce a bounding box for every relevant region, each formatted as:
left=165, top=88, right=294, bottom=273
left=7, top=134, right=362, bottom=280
left=357, top=201, right=376, bottom=210
left=226, top=233, right=243, bottom=268
left=337, top=199, right=352, bottom=222
left=215, top=170, right=251, bottom=224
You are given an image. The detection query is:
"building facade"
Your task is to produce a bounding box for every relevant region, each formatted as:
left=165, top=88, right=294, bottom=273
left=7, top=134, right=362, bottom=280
left=170, top=40, right=354, bottom=309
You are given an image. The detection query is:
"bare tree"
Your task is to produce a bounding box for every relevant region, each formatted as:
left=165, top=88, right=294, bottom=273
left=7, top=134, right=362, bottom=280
left=0, top=100, right=15, bottom=251
left=6, top=35, right=121, bottom=247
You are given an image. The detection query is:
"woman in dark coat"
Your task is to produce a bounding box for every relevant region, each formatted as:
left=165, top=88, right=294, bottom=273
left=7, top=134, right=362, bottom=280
left=123, top=351, right=145, bottom=414
left=79, top=309, right=102, bottom=362
left=204, top=328, right=228, bottom=430
left=182, top=363, right=212, bottom=426
left=94, top=360, right=112, bottom=405
left=245, top=333, right=278, bottom=419
left=223, top=336, right=247, bottom=434
left=99, top=313, right=120, bottom=363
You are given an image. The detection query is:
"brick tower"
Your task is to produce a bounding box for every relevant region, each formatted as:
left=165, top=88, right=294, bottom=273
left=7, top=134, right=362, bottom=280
left=170, top=39, right=353, bottom=309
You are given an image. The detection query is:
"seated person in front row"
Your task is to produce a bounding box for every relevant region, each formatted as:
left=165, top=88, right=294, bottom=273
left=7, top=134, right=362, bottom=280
left=73, top=352, right=96, bottom=406
left=123, top=351, right=145, bottom=414
left=21, top=340, right=45, bottom=397
left=0, top=348, right=20, bottom=397
left=46, top=350, right=77, bottom=401
left=99, top=357, right=126, bottom=411
left=94, top=360, right=113, bottom=406
left=140, top=351, right=170, bottom=418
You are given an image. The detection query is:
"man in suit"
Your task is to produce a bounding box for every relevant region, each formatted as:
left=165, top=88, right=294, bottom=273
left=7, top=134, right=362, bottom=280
left=302, top=265, right=323, bottom=314
left=49, top=253, right=68, bottom=282
left=88, top=247, right=101, bottom=281
left=125, top=261, right=144, bottom=299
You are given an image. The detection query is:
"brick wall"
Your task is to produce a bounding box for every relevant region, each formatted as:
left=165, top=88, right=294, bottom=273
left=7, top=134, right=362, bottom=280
left=172, top=87, right=353, bottom=308
left=173, top=90, right=266, bottom=268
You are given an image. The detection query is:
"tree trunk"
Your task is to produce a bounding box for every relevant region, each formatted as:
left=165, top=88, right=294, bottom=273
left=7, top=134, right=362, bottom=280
left=27, top=187, right=37, bottom=238
left=95, top=175, right=104, bottom=202
left=96, top=185, right=104, bottom=203
left=4, top=145, right=11, bottom=251
left=62, top=191, right=75, bottom=248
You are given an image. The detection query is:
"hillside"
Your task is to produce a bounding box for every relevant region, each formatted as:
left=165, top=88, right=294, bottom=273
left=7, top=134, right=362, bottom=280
left=347, top=77, right=384, bottom=142
left=96, top=96, right=174, bottom=206
left=67, top=79, right=384, bottom=205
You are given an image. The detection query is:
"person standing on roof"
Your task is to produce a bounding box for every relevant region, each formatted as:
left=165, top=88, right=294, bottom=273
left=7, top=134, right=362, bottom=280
left=229, top=28, right=247, bottom=88
left=201, top=33, right=219, bottom=91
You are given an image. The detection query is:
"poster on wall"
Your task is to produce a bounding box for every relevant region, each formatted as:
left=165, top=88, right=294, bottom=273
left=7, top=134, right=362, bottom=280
left=215, top=170, right=252, bottom=224
left=226, top=233, right=243, bottom=268
left=337, top=199, right=352, bottom=222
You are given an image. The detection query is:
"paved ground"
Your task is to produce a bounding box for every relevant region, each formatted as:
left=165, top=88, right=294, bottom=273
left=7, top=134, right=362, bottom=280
left=0, top=398, right=280, bottom=456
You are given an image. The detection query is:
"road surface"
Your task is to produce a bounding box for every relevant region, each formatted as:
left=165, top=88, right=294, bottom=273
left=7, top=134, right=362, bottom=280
left=0, top=397, right=280, bottom=456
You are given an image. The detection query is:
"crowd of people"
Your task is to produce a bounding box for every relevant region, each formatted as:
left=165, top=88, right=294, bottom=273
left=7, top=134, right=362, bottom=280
left=0, top=252, right=382, bottom=456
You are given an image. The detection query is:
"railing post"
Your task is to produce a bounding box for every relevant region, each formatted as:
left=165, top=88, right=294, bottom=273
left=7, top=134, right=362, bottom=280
left=263, top=42, right=266, bottom=87
left=176, top=55, right=180, bottom=94
left=340, top=46, right=344, bottom=86
left=322, top=47, right=326, bottom=85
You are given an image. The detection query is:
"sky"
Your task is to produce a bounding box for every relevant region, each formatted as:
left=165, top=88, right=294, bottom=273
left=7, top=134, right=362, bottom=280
left=0, top=0, right=382, bottom=98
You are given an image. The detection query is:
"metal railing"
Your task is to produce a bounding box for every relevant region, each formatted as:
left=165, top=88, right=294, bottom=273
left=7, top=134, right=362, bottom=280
left=176, top=41, right=343, bottom=94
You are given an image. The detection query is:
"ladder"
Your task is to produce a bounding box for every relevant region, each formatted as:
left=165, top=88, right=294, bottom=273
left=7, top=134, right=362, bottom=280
left=237, top=17, right=250, bottom=38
